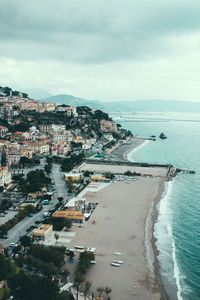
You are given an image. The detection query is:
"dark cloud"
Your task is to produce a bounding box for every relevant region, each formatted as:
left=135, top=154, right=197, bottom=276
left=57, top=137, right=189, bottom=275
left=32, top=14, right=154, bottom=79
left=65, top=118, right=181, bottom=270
left=1, top=0, right=200, bottom=63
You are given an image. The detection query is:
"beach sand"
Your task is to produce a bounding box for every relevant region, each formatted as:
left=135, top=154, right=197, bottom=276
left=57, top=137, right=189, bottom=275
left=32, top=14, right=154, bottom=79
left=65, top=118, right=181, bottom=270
left=111, top=138, right=146, bottom=161
left=66, top=178, right=165, bottom=300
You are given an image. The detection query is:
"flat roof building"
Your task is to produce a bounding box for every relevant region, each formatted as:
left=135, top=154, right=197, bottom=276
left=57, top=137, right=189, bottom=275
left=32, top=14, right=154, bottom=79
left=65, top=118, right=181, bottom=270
left=32, top=224, right=53, bottom=241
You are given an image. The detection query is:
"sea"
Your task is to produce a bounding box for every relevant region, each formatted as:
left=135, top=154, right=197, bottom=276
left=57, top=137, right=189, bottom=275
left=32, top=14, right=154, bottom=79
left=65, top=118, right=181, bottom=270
left=116, top=113, right=200, bottom=300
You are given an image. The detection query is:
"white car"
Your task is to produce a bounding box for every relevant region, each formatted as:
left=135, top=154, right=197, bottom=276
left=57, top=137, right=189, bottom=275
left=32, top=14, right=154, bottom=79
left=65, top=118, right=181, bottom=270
left=9, top=243, right=16, bottom=247
left=75, top=245, right=84, bottom=250
left=90, top=260, right=96, bottom=264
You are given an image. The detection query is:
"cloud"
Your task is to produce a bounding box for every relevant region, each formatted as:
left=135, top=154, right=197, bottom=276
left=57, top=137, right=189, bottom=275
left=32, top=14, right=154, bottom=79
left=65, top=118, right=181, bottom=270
left=1, top=0, right=200, bottom=63
left=1, top=0, right=200, bottom=101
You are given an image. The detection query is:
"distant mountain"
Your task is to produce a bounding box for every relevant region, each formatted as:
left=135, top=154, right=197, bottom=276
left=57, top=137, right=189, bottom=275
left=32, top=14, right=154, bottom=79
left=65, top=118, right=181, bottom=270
left=40, top=94, right=200, bottom=113
left=121, top=100, right=200, bottom=113
left=25, top=88, right=52, bottom=100
left=40, top=94, right=105, bottom=110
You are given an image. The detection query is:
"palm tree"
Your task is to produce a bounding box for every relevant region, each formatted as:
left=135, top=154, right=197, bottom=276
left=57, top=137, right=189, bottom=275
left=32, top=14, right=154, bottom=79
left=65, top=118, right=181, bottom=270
left=96, top=287, right=104, bottom=298
left=54, top=233, right=59, bottom=244
left=84, top=280, right=92, bottom=300
left=105, top=286, right=112, bottom=299
left=74, top=271, right=84, bottom=300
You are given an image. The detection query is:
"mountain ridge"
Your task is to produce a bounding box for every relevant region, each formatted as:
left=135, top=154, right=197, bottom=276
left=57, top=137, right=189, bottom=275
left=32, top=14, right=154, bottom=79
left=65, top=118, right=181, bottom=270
left=40, top=94, right=200, bottom=113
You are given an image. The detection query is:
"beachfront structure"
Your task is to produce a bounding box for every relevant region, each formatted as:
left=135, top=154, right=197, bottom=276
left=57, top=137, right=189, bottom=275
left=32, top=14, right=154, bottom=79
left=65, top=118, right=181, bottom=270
left=32, top=224, right=53, bottom=241
left=64, top=197, right=86, bottom=211
left=90, top=174, right=107, bottom=182
left=65, top=172, right=83, bottom=182
left=53, top=210, right=85, bottom=223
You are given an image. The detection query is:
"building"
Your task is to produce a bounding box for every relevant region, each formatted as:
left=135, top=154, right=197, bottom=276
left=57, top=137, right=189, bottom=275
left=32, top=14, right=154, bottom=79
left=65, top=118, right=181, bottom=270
left=0, top=126, right=8, bottom=138
left=51, top=132, right=66, bottom=143
left=90, top=174, right=107, bottom=182
left=65, top=172, right=83, bottom=182
left=39, top=124, right=66, bottom=134
left=64, top=197, right=86, bottom=211
left=21, top=148, right=33, bottom=159
left=7, top=150, right=22, bottom=166
left=0, top=166, right=11, bottom=188
left=32, top=224, right=53, bottom=241
left=53, top=210, right=85, bottom=223
left=29, top=142, right=49, bottom=155
left=18, top=99, right=41, bottom=111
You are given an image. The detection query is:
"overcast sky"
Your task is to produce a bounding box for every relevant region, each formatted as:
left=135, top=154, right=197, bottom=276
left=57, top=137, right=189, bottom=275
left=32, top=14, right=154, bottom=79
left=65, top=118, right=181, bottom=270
left=1, top=0, right=200, bottom=101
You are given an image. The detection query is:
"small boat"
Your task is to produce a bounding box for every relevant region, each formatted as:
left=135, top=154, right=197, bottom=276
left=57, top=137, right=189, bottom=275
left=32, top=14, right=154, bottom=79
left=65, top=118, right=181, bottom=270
left=113, top=260, right=123, bottom=264
left=111, top=262, right=121, bottom=267
left=113, top=252, right=122, bottom=255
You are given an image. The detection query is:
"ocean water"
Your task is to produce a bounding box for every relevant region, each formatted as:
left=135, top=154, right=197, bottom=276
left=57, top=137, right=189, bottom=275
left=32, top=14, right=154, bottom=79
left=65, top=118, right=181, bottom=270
left=118, top=114, right=200, bottom=300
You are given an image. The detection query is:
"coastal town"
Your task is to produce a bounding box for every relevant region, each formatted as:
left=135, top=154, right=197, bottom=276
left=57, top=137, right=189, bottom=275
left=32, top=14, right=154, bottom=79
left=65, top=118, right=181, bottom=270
left=0, top=87, right=178, bottom=300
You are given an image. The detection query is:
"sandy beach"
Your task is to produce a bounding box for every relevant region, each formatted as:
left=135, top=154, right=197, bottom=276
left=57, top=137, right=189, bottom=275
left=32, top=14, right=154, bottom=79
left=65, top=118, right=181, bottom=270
left=111, top=138, right=146, bottom=161
left=66, top=178, right=166, bottom=299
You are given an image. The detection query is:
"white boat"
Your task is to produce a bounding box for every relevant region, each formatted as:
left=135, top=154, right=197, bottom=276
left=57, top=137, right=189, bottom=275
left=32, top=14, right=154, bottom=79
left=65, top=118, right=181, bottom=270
left=111, top=262, right=121, bottom=267
left=113, top=252, right=122, bottom=255
left=113, top=260, right=123, bottom=264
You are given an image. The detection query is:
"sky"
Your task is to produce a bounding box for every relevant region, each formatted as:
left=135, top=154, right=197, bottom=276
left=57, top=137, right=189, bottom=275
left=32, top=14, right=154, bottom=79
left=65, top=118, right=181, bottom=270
left=1, top=0, right=200, bottom=101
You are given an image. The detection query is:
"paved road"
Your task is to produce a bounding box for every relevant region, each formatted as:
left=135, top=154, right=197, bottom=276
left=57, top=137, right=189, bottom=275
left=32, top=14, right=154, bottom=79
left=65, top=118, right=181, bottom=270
left=51, top=164, right=69, bottom=200
left=0, top=162, right=69, bottom=248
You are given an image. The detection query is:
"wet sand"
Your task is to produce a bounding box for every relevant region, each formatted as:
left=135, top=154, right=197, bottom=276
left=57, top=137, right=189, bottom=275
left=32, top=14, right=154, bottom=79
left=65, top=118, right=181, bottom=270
left=111, top=137, right=146, bottom=161
left=67, top=179, right=166, bottom=300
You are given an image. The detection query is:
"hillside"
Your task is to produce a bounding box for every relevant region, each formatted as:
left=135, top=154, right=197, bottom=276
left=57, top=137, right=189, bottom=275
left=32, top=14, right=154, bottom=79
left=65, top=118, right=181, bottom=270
left=40, top=94, right=200, bottom=113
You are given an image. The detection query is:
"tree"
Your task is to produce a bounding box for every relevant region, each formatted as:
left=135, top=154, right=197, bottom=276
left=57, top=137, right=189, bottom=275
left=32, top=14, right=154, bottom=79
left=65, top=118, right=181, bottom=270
left=105, top=287, right=112, bottom=299
left=19, top=156, right=30, bottom=167
left=58, top=197, right=63, bottom=203
left=96, top=287, right=104, bottom=298
left=1, top=148, right=6, bottom=166
left=20, top=235, right=32, bottom=249
left=124, top=170, right=132, bottom=176
left=54, top=233, right=59, bottom=244
left=20, top=169, right=51, bottom=193
left=84, top=281, right=92, bottom=300
left=48, top=217, right=72, bottom=231
left=0, top=254, right=17, bottom=281
left=74, top=271, right=84, bottom=300
left=67, top=177, right=74, bottom=193
left=8, top=271, right=60, bottom=300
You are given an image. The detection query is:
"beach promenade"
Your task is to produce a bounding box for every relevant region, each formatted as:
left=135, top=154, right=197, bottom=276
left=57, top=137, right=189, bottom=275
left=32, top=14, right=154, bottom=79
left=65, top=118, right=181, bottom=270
left=66, top=177, right=166, bottom=299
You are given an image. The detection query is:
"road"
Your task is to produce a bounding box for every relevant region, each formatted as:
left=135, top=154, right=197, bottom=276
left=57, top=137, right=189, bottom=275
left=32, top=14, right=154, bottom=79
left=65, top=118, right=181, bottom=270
left=0, top=163, right=69, bottom=248
left=51, top=164, right=69, bottom=200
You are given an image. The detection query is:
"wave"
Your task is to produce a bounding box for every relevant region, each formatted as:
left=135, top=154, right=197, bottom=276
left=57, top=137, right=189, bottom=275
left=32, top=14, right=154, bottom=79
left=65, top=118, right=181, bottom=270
left=127, top=140, right=150, bottom=162
left=167, top=224, right=183, bottom=300
left=155, top=180, right=185, bottom=300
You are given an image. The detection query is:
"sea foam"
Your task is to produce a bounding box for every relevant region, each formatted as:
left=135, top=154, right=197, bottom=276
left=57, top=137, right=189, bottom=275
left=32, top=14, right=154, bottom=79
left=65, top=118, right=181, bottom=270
left=127, top=139, right=149, bottom=161
left=155, top=180, right=184, bottom=300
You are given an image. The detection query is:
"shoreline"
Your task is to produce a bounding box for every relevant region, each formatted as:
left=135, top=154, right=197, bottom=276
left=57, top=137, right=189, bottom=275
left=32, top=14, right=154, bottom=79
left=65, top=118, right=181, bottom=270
left=111, top=137, right=146, bottom=161
left=123, top=138, right=176, bottom=300
left=64, top=138, right=176, bottom=299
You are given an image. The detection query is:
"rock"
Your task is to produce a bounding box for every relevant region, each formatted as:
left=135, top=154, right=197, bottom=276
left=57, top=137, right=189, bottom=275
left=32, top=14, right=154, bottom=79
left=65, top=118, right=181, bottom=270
left=159, top=132, right=167, bottom=139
